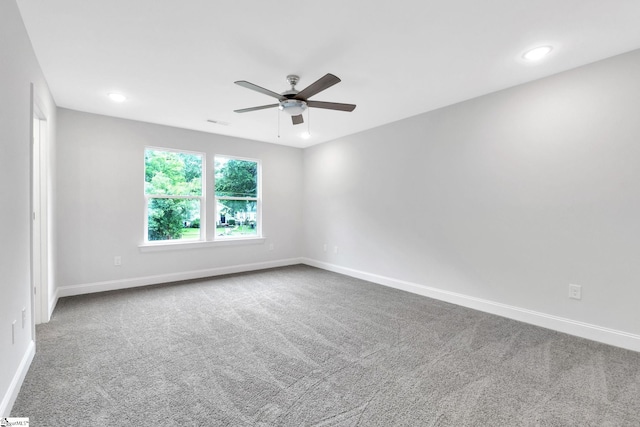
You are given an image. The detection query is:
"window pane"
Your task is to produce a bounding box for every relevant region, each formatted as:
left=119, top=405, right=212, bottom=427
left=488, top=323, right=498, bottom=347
left=216, top=200, right=257, bottom=238
left=215, top=157, right=258, bottom=198
left=148, top=198, right=200, bottom=241
left=145, top=149, right=202, bottom=196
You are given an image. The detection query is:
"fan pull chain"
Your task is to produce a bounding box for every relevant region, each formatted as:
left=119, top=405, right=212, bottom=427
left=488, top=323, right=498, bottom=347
left=277, top=108, right=280, bottom=138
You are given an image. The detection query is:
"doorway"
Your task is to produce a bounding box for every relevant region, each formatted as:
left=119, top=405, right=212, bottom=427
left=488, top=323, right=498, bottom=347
left=31, top=88, right=49, bottom=325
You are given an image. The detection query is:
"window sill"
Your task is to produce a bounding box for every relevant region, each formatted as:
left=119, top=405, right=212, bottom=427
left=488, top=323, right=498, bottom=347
left=139, top=237, right=266, bottom=253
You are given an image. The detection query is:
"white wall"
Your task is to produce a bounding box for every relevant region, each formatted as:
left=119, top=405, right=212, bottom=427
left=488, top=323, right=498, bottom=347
left=0, top=0, right=57, bottom=416
left=303, top=49, right=640, bottom=349
left=55, top=109, right=303, bottom=294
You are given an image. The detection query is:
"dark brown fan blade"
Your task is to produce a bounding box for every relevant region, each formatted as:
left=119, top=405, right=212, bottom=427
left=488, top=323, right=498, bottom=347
left=294, top=73, right=341, bottom=100
left=291, top=114, right=304, bottom=125
left=235, top=81, right=286, bottom=101
left=307, top=101, right=356, bottom=112
left=234, top=104, right=279, bottom=113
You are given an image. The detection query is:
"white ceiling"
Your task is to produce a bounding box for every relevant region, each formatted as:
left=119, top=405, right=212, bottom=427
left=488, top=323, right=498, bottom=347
left=17, top=0, right=640, bottom=148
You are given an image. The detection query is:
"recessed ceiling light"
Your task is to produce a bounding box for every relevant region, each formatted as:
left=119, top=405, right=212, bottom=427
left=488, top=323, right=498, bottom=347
left=108, top=92, right=127, bottom=102
left=523, top=46, right=553, bottom=61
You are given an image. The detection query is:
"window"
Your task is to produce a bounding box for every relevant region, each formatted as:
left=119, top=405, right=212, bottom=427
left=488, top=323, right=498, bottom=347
left=145, top=148, right=203, bottom=242
left=215, top=156, right=259, bottom=239
left=143, top=149, right=261, bottom=244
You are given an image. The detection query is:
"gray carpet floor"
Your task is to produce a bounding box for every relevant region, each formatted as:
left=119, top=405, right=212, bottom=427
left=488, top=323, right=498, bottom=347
left=12, top=265, right=640, bottom=426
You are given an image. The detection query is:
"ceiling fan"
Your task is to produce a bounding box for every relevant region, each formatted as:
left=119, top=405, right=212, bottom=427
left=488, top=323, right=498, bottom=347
left=234, top=73, right=356, bottom=125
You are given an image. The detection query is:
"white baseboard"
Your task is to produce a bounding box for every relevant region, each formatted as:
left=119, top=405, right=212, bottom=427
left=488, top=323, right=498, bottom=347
left=302, top=258, right=640, bottom=353
left=57, top=258, right=304, bottom=298
left=1, top=340, right=35, bottom=417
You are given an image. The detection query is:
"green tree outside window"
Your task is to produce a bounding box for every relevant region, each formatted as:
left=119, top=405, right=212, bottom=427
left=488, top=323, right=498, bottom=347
left=145, top=149, right=202, bottom=241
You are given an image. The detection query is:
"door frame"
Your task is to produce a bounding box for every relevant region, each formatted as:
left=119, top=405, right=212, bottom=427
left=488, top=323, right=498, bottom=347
left=31, top=84, right=50, bottom=327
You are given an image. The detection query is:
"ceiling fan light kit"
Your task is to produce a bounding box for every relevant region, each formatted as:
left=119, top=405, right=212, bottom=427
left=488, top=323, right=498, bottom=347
left=279, top=99, right=307, bottom=116
left=234, top=73, right=356, bottom=126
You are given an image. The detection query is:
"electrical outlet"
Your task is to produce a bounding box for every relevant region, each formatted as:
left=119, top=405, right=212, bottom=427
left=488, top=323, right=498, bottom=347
left=12, top=320, right=16, bottom=344
left=569, top=284, right=582, bottom=300
left=323, top=244, right=327, bottom=252
left=22, top=308, right=26, bottom=329
left=114, top=256, right=122, bottom=266
left=334, top=246, right=339, bottom=254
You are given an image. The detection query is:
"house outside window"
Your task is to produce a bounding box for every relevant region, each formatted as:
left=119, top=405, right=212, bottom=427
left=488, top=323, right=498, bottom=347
left=215, top=156, right=260, bottom=239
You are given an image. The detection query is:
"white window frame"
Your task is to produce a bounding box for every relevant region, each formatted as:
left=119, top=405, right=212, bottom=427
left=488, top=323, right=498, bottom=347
left=140, top=149, right=264, bottom=251
left=214, top=154, right=262, bottom=241
left=143, top=147, right=205, bottom=244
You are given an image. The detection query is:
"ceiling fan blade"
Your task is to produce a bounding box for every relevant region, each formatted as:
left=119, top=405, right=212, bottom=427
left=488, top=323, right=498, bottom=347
left=235, top=81, right=286, bottom=101
left=294, top=73, right=341, bottom=100
left=292, top=114, right=304, bottom=125
left=307, top=101, right=356, bottom=112
left=234, top=104, right=279, bottom=113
